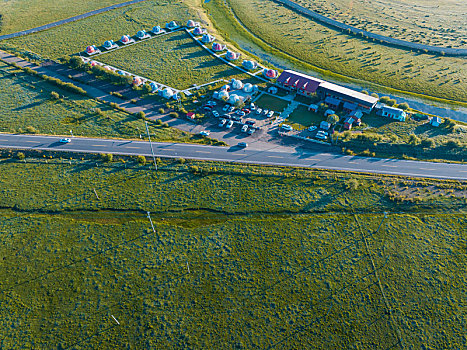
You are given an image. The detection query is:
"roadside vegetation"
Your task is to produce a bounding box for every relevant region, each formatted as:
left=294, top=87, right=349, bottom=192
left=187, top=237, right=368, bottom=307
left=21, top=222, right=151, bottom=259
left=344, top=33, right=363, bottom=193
left=204, top=0, right=466, bottom=103
left=0, top=61, right=215, bottom=144
left=0, top=155, right=465, bottom=348
left=0, top=0, right=131, bottom=35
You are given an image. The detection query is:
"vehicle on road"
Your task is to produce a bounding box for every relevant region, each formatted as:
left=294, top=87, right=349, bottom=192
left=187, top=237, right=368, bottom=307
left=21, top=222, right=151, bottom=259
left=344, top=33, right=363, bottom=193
left=226, top=120, right=234, bottom=129
left=237, top=142, right=248, bottom=148
left=212, top=110, right=219, bottom=118
left=236, top=110, right=246, bottom=117
left=241, top=124, right=249, bottom=133
left=59, top=138, right=71, bottom=143
left=263, top=109, right=269, bottom=115
left=219, top=119, right=227, bottom=127
left=231, top=115, right=242, bottom=122
left=267, top=110, right=274, bottom=118
left=245, top=120, right=255, bottom=126
left=250, top=103, right=255, bottom=111
left=199, top=130, right=210, bottom=136
left=308, top=126, right=317, bottom=132
left=281, top=124, right=293, bottom=131
left=242, top=108, right=251, bottom=114
left=228, top=106, right=235, bottom=113
left=256, top=108, right=262, bottom=115
left=223, top=104, right=231, bottom=112
left=248, top=128, right=255, bottom=135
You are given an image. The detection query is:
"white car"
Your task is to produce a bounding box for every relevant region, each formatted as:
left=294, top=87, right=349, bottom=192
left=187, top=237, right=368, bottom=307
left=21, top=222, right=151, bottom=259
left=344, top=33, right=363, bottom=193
left=315, top=131, right=328, bottom=140
left=219, top=119, right=227, bottom=127
left=267, top=110, right=274, bottom=118
left=223, top=104, right=230, bottom=112
left=250, top=103, right=255, bottom=111
left=226, top=120, right=234, bottom=129
left=256, top=108, right=262, bottom=115
left=59, top=138, right=71, bottom=143
left=199, top=130, right=210, bottom=136
left=308, top=126, right=317, bottom=132
left=212, top=110, right=219, bottom=118
left=280, top=124, right=293, bottom=132
left=241, top=124, right=249, bottom=133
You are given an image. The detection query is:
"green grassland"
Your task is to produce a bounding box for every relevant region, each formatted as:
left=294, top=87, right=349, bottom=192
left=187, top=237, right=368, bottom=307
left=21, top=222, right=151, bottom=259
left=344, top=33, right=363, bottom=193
left=97, top=31, right=250, bottom=90
left=0, top=157, right=465, bottom=348
left=295, top=0, right=467, bottom=48
left=205, top=0, right=467, bottom=103
left=0, top=0, right=131, bottom=35
left=253, top=93, right=289, bottom=112
left=287, top=104, right=324, bottom=129
left=1, top=0, right=197, bottom=60
left=0, top=61, right=209, bottom=143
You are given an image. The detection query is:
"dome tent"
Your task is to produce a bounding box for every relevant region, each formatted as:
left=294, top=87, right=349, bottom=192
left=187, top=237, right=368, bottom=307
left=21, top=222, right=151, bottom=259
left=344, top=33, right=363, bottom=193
left=186, top=20, right=196, bottom=28
left=120, top=35, right=131, bottom=44
left=221, top=84, right=230, bottom=91
left=225, top=50, right=241, bottom=61
left=230, top=79, right=243, bottom=90
left=86, top=45, right=97, bottom=54
left=166, top=21, right=178, bottom=30
left=193, top=27, right=206, bottom=36
left=228, top=94, right=244, bottom=106
left=152, top=26, right=161, bottom=34
left=149, top=82, right=159, bottom=92
left=263, top=69, right=279, bottom=79
left=242, top=60, right=258, bottom=71
left=243, top=83, right=253, bottom=93
left=136, top=30, right=149, bottom=39
left=133, top=77, right=143, bottom=86
left=90, top=61, right=99, bottom=67
left=218, top=90, right=229, bottom=100
left=201, top=34, right=215, bottom=43
left=103, top=40, right=116, bottom=49
left=162, top=88, right=174, bottom=99
left=212, top=42, right=226, bottom=52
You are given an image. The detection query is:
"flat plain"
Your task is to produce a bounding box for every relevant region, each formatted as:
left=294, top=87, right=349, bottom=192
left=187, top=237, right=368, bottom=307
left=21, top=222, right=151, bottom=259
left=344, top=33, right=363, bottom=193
left=0, top=158, right=465, bottom=349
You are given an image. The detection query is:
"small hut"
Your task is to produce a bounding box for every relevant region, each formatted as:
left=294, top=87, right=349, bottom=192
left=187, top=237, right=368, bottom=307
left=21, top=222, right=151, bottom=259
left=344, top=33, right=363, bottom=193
left=151, top=26, right=162, bottom=34
left=120, top=35, right=134, bottom=45
left=242, top=60, right=258, bottom=71
left=103, top=40, right=117, bottom=50
left=165, top=21, right=179, bottom=30
left=186, top=20, right=197, bottom=28
left=136, top=30, right=150, bottom=40
left=85, top=45, right=99, bottom=55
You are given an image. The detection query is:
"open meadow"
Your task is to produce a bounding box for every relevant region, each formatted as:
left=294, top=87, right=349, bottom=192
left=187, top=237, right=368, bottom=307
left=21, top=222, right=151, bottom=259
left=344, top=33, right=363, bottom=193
left=295, top=0, right=467, bottom=48
left=205, top=0, right=467, bottom=102
left=97, top=31, right=250, bottom=90
left=0, top=156, right=465, bottom=348
left=0, top=61, right=209, bottom=143
left=0, top=0, right=131, bottom=35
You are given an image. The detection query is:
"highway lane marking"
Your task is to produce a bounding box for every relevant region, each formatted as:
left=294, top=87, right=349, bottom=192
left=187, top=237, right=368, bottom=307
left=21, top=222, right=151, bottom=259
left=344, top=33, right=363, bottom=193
left=0, top=139, right=9, bottom=141
left=381, top=164, right=398, bottom=168
left=194, top=151, right=211, bottom=154
left=125, top=146, right=141, bottom=149
left=25, top=140, right=39, bottom=143
left=91, top=144, right=106, bottom=147
left=419, top=168, right=435, bottom=171
left=266, top=155, right=284, bottom=159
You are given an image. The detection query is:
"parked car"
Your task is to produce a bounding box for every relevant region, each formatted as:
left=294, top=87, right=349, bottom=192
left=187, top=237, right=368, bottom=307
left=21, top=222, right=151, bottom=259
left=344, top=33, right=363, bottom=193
left=245, top=120, right=255, bottom=126
left=256, top=108, right=262, bottom=115
left=59, top=138, right=71, bottom=143
left=267, top=110, right=274, bottom=118
left=206, top=100, right=217, bottom=106
left=281, top=124, right=293, bottom=131
left=263, top=109, right=269, bottom=115
left=237, top=142, right=248, bottom=148
left=250, top=103, right=255, bottom=110
left=203, top=105, right=212, bottom=111
left=247, top=128, right=255, bottom=135
left=222, top=114, right=231, bottom=119
left=236, top=110, right=246, bottom=117
left=242, top=108, right=251, bottom=114
left=219, top=119, right=227, bottom=127
left=226, top=120, right=234, bottom=129
left=228, top=106, right=235, bottom=112
left=315, top=130, right=328, bottom=140
left=241, top=124, right=249, bottom=133
left=308, top=125, right=317, bottom=132
left=212, top=110, right=219, bottom=118
left=223, top=104, right=231, bottom=112
left=199, top=130, right=210, bottom=136
left=231, top=115, right=242, bottom=122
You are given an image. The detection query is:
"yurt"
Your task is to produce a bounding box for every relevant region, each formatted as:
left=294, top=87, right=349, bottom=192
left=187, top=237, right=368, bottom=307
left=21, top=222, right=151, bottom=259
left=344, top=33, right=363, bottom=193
left=193, top=27, right=206, bottom=36
left=103, top=40, right=115, bottom=49
left=152, top=26, right=161, bottom=34
left=120, top=35, right=131, bottom=44
left=231, top=79, right=243, bottom=90
left=149, top=82, right=159, bottom=92
left=162, top=88, right=174, bottom=99
left=136, top=30, right=148, bottom=39
left=103, top=65, right=112, bottom=71
left=228, top=94, right=243, bottom=105
left=201, top=34, right=215, bottom=43
left=133, top=77, right=143, bottom=86
left=117, top=70, right=126, bottom=76
left=243, top=83, right=253, bottom=93
left=263, top=69, right=279, bottom=79
left=166, top=21, right=178, bottom=30
left=225, top=50, right=241, bottom=61
left=221, top=84, right=230, bottom=91
left=90, top=61, right=99, bottom=67
left=218, top=90, right=229, bottom=100
left=86, top=45, right=97, bottom=54
left=242, top=60, right=258, bottom=71
left=186, top=20, right=196, bottom=28
left=212, top=42, right=226, bottom=52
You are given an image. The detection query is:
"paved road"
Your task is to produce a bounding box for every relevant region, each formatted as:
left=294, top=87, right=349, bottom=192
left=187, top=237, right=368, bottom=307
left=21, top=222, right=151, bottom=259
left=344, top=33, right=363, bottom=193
left=0, top=134, right=465, bottom=180
left=0, top=0, right=148, bottom=41
left=271, top=0, right=467, bottom=57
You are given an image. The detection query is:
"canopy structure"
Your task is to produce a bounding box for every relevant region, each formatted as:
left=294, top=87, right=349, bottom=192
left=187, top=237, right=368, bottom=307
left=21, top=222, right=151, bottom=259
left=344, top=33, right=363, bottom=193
left=225, top=50, right=241, bottom=61
left=218, top=90, right=229, bottom=100
left=103, top=40, right=116, bottom=49
left=228, top=94, right=244, bottom=105
left=212, top=42, right=226, bottom=52
left=242, top=60, right=258, bottom=71
left=221, top=84, right=230, bottom=91
left=201, top=34, right=215, bottom=43
left=263, top=69, right=279, bottom=79
left=193, top=27, right=206, bottom=36
left=136, top=30, right=149, bottom=39
left=120, top=35, right=131, bottom=44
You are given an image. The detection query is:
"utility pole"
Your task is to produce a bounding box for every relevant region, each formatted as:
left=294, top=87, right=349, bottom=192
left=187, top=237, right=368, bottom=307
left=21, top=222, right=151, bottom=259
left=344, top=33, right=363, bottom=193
left=70, top=129, right=74, bottom=137
left=144, top=121, right=157, bottom=170
left=147, top=211, right=156, bottom=234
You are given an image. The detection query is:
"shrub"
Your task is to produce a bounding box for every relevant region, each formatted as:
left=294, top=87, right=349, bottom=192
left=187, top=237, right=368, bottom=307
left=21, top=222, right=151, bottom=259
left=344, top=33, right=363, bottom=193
left=25, top=126, right=38, bottom=134
left=386, top=99, right=397, bottom=106
left=94, top=108, right=104, bottom=116
left=158, top=108, right=165, bottom=114
left=136, top=155, right=146, bottom=165
left=178, top=158, right=186, bottom=164
left=370, top=93, right=379, bottom=99
left=169, top=112, right=179, bottom=118
left=397, top=102, right=409, bottom=110
left=135, top=111, right=146, bottom=119
left=50, top=91, right=60, bottom=100
left=327, top=114, right=340, bottom=124
left=100, top=153, right=113, bottom=162
left=361, top=90, right=369, bottom=95
left=189, top=165, right=199, bottom=173
left=420, top=139, right=435, bottom=148
left=69, top=56, right=84, bottom=69
left=408, top=134, right=421, bottom=145
left=344, top=178, right=359, bottom=190
left=156, top=119, right=162, bottom=126
left=379, top=96, right=390, bottom=103
left=16, top=152, right=25, bottom=160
